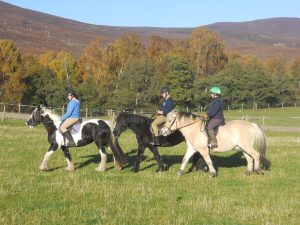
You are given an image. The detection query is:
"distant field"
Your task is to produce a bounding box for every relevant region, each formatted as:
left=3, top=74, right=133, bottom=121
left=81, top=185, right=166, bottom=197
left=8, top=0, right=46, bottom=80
left=0, top=117, right=299, bottom=225
left=224, top=107, right=300, bottom=127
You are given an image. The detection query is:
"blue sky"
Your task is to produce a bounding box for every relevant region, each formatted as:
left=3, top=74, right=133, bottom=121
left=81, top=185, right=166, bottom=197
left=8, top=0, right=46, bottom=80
left=2, top=0, right=300, bottom=27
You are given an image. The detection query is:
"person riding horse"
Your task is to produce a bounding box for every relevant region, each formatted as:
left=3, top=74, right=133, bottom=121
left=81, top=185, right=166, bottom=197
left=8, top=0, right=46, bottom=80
left=203, top=86, right=224, bottom=150
left=60, top=89, right=81, bottom=146
left=150, top=87, right=174, bottom=146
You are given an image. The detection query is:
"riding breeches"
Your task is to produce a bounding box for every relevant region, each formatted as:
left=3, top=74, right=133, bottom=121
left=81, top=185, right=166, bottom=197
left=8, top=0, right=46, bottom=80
left=206, top=118, right=224, bottom=130
left=151, top=115, right=166, bottom=136
left=60, top=118, right=79, bottom=133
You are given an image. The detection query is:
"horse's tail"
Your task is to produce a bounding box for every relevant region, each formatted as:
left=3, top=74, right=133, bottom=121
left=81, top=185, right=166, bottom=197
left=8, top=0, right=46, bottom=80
left=254, top=124, right=271, bottom=170
left=104, top=120, right=128, bottom=169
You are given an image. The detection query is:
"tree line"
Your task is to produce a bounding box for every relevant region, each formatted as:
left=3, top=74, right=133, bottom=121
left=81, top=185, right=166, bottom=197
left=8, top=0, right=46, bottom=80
left=0, top=27, right=299, bottom=111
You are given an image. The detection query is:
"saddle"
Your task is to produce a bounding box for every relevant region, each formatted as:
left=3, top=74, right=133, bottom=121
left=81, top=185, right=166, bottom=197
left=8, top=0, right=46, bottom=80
left=66, top=118, right=83, bottom=135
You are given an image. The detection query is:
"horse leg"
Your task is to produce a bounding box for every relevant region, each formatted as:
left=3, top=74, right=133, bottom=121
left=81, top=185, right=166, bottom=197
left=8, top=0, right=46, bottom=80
left=199, top=149, right=217, bottom=178
left=133, top=144, right=146, bottom=173
left=39, top=144, right=58, bottom=171
left=177, top=144, right=197, bottom=176
left=148, top=145, right=164, bottom=173
left=251, top=150, right=264, bottom=175
left=61, top=146, right=75, bottom=172
left=94, top=140, right=107, bottom=172
left=243, top=152, right=254, bottom=176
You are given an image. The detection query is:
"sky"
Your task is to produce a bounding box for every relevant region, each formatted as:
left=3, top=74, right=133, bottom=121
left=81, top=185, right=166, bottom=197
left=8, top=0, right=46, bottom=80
left=2, top=0, right=300, bottom=27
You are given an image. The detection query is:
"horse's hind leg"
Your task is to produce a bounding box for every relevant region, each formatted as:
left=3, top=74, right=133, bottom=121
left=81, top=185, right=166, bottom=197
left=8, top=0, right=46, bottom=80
left=243, top=152, right=254, bottom=176
left=148, top=145, right=164, bottom=173
left=95, top=145, right=107, bottom=172
left=61, top=146, right=75, bottom=172
left=243, top=147, right=264, bottom=175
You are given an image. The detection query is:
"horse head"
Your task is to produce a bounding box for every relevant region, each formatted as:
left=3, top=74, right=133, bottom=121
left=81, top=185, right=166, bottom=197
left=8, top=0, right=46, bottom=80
left=160, top=110, right=178, bottom=136
left=26, top=105, right=54, bottom=127
left=113, top=112, right=129, bottom=138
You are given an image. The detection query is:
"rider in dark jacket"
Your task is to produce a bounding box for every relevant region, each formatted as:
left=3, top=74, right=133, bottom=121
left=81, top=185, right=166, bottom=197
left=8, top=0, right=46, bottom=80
left=150, top=87, right=174, bottom=146
left=203, top=86, right=224, bottom=149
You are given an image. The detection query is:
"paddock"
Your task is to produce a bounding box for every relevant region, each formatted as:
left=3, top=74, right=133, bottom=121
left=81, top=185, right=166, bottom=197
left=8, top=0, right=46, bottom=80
left=0, top=118, right=299, bottom=225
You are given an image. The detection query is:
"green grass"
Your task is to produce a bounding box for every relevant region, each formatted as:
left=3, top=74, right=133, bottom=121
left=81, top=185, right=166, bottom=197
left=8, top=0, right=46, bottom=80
left=224, top=106, right=300, bottom=127
left=0, top=115, right=300, bottom=225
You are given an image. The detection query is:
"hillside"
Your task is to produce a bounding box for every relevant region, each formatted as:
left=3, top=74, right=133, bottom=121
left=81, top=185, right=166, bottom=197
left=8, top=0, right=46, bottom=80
left=1, top=1, right=300, bottom=58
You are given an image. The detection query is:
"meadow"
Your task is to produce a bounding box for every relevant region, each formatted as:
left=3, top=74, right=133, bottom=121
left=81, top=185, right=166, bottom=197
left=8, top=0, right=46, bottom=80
left=0, top=108, right=299, bottom=225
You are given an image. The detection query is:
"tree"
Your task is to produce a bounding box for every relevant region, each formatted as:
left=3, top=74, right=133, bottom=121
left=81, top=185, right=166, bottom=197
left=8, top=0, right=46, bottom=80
left=163, top=55, right=194, bottom=108
left=189, top=27, right=227, bottom=78
left=147, top=35, right=173, bottom=62
left=113, top=60, right=157, bottom=109
left=0, top=40, right=22, bottom=101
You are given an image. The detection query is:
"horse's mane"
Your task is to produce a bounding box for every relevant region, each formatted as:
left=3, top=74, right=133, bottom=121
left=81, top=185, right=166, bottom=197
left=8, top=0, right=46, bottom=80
left=118, top=112, right=152, bottom=125
left=42, top=107, right=60, bottom=121
left=177, top=111, right=200, bottom=121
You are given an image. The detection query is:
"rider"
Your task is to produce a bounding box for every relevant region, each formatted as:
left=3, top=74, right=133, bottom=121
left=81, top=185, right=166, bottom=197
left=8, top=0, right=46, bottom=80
left=60, top=89, right=81, bottom=146
left=203, top=86, right=224, bottom=149
left=150, top=87, right=174, bottom=146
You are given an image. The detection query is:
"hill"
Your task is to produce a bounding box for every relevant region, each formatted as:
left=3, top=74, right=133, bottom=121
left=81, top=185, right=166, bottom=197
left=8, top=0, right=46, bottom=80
left=1, top=1, right=300, bottom=58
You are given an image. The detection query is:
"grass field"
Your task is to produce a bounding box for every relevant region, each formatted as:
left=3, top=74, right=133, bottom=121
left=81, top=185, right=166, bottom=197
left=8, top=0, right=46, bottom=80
left=0, top=109, right=299, bottom=225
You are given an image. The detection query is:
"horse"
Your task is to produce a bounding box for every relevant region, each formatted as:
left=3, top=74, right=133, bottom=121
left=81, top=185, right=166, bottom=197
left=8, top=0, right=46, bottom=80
left=112, top=112, right=207, bottom=173
left=26, top=105, right=127, bottom=172
left=160, top=110, right=270, bottom=177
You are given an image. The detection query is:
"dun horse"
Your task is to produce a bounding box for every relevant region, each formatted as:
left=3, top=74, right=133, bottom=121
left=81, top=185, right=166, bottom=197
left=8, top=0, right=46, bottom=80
left=113, top=112, right=207, bottom=172
left=26, top=105, right=127, bottom=172
left=160, top=111, right=270, bottom=177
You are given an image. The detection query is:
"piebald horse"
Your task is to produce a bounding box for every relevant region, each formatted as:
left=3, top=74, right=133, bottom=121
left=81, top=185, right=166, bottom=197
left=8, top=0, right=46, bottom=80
left=160, top=111, right=270, bottom=177
left=26, top=105, right=127, bottom=172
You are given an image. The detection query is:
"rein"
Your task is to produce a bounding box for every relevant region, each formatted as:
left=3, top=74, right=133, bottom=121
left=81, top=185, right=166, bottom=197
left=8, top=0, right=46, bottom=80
left=164, top=115, right=203, bottom=134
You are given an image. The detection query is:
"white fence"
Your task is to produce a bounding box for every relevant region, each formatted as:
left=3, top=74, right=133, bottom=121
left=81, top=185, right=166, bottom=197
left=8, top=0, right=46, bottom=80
left=1, top=102, right=300, bottom=128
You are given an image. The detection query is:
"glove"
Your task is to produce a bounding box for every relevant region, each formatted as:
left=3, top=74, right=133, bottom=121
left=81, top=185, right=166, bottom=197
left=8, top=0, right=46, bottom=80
left=202, top=114, right=209, bottom=120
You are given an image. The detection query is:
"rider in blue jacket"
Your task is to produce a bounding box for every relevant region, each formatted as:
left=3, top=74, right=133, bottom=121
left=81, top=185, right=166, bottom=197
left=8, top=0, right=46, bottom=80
left=60, top=89, right=80, bottom=146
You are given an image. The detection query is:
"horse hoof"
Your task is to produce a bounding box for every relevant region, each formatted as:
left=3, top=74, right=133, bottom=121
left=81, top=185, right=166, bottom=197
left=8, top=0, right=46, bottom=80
left=177, top=170, right=184, bottom=176
left=245, top=171, right=253, bottom=176
left=255, top=169, right=264, bottom=175
left=209, top=172, right=217, bottom=178
left=39, top=166, right=49, bottom=171
left=65, top=167, right=75, bottom=172
left=95, top=167, right=106, bottom=172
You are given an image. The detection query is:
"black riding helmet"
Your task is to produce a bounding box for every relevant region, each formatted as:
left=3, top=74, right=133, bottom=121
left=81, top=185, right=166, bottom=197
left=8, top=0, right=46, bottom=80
left=160, top=87, right=170, bottom=94
left=67, top=88, right=77, bottom=97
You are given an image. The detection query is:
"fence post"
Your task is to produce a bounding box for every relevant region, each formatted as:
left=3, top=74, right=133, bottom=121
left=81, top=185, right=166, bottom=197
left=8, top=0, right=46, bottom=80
left=186, top=106, right=189, bottom=112
left=2, top=106, right=5, bottom=122
left=228, top=105, right=230, bottom=110
left=263, top=116, right=265, bottom=126
left=282, top=102, right=283, bottom=108
left=18, top=103, right=21, bottom=114
left=62, top=105, right=64, bottom=116
left=86, top=108, right=88, bottom=118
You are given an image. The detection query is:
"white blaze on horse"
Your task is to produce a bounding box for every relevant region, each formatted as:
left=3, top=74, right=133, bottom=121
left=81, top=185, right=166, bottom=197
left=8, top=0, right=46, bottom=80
left=26, top=105, right=127, bottom=172
left=160, top=110, right=270, bottom=177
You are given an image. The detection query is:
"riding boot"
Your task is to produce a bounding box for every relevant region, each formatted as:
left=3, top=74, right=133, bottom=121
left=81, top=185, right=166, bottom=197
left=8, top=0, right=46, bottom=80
left=207, top=129, right=218, bottom=149
left=150, top=135, right=160, bottom=146
left=63, top=131, right=76, bottom=146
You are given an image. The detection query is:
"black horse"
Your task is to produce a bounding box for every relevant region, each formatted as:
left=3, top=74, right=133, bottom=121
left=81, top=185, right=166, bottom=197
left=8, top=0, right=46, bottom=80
left=26, top=105, right=127, bottom=172
left=113, top=112, right=207, bottom=173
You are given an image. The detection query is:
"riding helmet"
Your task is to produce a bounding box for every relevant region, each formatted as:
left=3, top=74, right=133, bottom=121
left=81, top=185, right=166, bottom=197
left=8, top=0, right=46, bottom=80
left=160, top=87, right=170, bottom=94
left=210, top=86, right=221, bottom=95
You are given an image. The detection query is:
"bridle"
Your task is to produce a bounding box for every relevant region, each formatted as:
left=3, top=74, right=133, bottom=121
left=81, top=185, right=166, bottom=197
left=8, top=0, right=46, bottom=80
left=163, top=113, right=203, bottom=134
left=28, top=109, right=59, bottom=126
